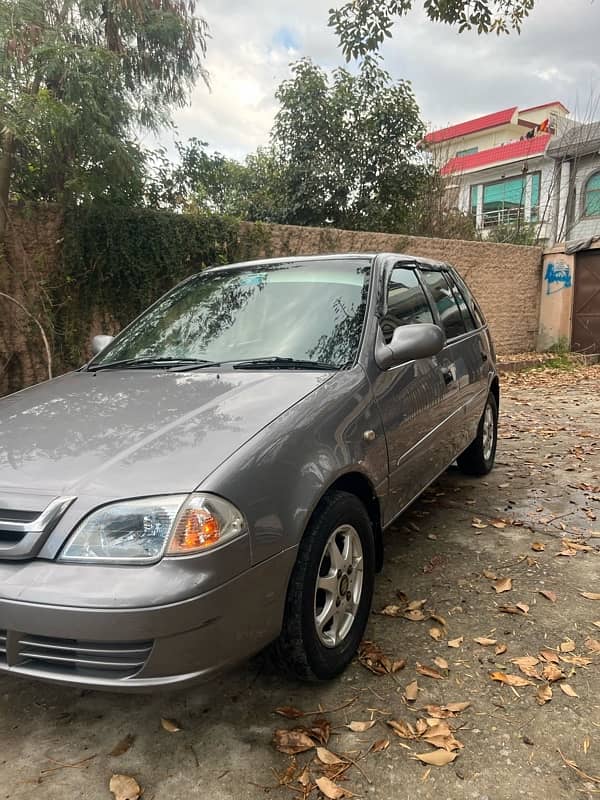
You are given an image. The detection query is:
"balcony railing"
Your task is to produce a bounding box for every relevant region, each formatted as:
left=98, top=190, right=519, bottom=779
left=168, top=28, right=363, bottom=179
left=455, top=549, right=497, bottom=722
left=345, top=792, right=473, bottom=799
left=481, top=207, right=524, bottom=229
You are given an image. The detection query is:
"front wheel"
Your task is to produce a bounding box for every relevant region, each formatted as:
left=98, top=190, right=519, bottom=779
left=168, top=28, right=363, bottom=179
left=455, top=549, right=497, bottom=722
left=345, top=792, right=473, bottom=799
left=273, top=491, right=375, bottom=681
left=457, top=391, right=498, bottom=476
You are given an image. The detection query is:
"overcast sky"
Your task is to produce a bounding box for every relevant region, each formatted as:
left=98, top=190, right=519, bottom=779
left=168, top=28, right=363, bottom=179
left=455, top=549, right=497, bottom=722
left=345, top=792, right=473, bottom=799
left=167, top=0, right=600, bottom=160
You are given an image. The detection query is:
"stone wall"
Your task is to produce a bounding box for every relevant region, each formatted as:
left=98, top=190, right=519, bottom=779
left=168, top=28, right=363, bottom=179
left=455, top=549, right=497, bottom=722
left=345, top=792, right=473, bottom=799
left=240, top=222, right=544, bottom=355
left=0, top=207, right=544, bottom=396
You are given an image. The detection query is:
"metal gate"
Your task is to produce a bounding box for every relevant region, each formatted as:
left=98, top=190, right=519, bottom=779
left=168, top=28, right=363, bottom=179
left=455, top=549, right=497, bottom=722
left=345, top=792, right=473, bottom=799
left=572, top=250, right=600, bottom=353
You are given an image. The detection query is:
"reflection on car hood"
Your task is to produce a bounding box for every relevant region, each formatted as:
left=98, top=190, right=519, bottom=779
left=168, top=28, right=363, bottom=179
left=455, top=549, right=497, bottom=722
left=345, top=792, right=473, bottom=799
left=0, top=370, right=331, bottom=498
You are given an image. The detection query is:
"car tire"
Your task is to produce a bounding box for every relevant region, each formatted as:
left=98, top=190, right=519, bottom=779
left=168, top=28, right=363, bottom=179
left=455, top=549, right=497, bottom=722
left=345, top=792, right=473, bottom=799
left=272, top=490, right=375, bottom=681
left=457, top=391, right=498, bottom=476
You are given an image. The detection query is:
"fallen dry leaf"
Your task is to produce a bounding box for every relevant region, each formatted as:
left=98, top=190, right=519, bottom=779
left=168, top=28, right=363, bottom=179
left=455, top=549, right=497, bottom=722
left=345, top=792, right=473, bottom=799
left=109, top=774, right=141, bottom=800
left=109, top=735, right=135, bottom=758
left=559, top=654, right=592, bottom=666
left=483, top=569, right=497, bottom=580
left=429, top=626, right=443, bottom=641
left=316, top=747, right=346, bottom=765
left=559, top=683, right=579, bottom=697
left=420, top=702, right=470, bottom=718
left=474, top=637, right=497, bottom=646
left=489, top=671, right=534, bottom=687
left=315, top=776, right=354, bottom=799
left=273, top=729, right=315, bottom=755
left=371, top=739, right=390, bottom=753
left=536, top=684, right=553, bottom=705
left=541, top=664, right=564, bottom=683
left=378, top=604, right=404, bottom=617
left=593, top=621, right=600, bottom=629
left=584, top=637, right=600, bottom=652
left=447, top=637, right=464, bottom=648
left=433, top=656, right=449, bottom=671
left=495, top=643, right=508, bottom=655
left=490, top=519, right=507, bottom=529
left=274, top=706, right=305, bottom=719
left=309, top=719, right=331, bottom=745
left=444, top=702, right=471, bottom=713
left=580, top=592, right=600, bottom=600
left=471, top=518, right=488, bottom=529
left=539, top=590, right=557, bottom=603
left=559, top=639, right=576, bottom=653
left=387, top=719, right=416, bottom=739
left=531, top=542, right=545, bottom=552
left=346, top=720, right=376, bottom=732
left=404, top=680, right=419, bottom=702
left=499, top=604, right=528, bottom=615
left=416, top=663, right=444, bottom=680
left=358, top=640, right=405, bottom=675
left=414, top=749, right=457, bottom=766
left=403, top=609, right=426, bottom=621
left=511, top=656, right=541, bottom=679
left=160, top=718, right=182, bottom=733
left=539, top=648, right=559, bottom=664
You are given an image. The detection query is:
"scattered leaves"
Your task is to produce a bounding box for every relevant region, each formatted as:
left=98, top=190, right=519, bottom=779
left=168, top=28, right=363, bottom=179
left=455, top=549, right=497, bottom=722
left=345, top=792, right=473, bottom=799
left=541, top=664, right=564, bottom=683
left=404, top=680, right=419, bottom=702
left=447, top=636, right=464, bottom=648
left=493, top=577, right=513, bottom=594
left=315, top=776, right=354, bottom=799
left=346, top=720, right=375, bottom=732
left=316, top=747, right=346, bottom=766
left=471, top=518, right=488, bottom=529
left=531, top=542, right=545, bottom=552
left=109, top=735, right=135, bottom=758
left=559, top=639, right=576, bottom=653
left=489, top=671, right=534, bottom=687
left=160, top=718, right=182, bottom=733
left=109, top=774, right=141, bottom=800
left=433, top=656, right=449, bottom=671
left=535, top=684, right=553, bottom=705
left=416, top=663, right=444, bottom=680
left=474, top=637, right=497, bottom=646
left=539, top=590, right=557, bottom=603
left=580, top=592, right=600, bottom=600
left=274, top=706, right=305, bottom=719
left=414, top=749, right=457, bottom=766
left=429, top=626, right=444, bottom=641
left=371, top=739, right=390, bottom=753
left=559, top=683, right=578, bottom=697
left=585, top=637, right=600, bottom=652
left=358, top=641, right=405, bottom=675
left=272, top=729, right=315, bottom=755
left=498, top=603, right=529, bottom=615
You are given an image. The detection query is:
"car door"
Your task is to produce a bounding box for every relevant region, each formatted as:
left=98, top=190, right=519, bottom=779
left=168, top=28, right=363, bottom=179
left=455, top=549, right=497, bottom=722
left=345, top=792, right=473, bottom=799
left=370, top=263, right=449, bottom=521
left=419, top=266, right=488, bottom=463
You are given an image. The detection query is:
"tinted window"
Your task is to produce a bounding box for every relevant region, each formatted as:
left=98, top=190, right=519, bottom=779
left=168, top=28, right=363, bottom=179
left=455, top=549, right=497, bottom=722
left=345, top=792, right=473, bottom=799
left=93, top=259, right=371, bottom=369
left=381, top=267, right=433, bottom=344
left=445, top=273, right=476, bottom=332
left=453, top=273, right=485, bottom=328
left=421, top=270, right=468, bottom=340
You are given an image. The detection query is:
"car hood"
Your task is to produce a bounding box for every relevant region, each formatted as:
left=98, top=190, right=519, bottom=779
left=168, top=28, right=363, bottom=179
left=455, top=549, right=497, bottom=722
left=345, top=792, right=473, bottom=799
left=0, top=369, right=331, bottom=502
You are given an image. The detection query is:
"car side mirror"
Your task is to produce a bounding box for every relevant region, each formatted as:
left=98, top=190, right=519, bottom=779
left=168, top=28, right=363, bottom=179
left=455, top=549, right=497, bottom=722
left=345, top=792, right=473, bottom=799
left=91, top=334, right=114, bottom=356
left=375, top=323, right=445, bottom=370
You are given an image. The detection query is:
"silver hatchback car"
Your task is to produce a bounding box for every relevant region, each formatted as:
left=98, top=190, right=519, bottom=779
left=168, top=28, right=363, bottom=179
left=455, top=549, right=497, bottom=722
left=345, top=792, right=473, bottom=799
left=0, top=253, right=498, bottom=690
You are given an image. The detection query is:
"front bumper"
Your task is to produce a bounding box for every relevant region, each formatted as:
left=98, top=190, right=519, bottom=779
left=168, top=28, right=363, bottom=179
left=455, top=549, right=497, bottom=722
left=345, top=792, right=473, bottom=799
left=0, top=547, right=297, bottom=691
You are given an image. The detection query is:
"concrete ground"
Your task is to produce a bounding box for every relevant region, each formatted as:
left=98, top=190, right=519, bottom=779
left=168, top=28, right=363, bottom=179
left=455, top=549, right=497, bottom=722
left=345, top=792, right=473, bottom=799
left=2, top=364, right=599, bottom=800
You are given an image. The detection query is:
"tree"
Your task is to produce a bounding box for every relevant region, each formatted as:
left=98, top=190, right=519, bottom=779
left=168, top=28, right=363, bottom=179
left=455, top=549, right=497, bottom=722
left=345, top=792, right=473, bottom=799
left=147, top=140, right=287, bottom=222
left=271, top=57, right=427, bottom=232
left=330, top=0, right=535, bottom=60
left=0, top=0, right=208, bottom=236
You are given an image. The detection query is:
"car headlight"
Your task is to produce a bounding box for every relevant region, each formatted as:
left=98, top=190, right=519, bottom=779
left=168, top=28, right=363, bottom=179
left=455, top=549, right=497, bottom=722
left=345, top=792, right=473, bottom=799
left=59, top=493, right=246, bottom=564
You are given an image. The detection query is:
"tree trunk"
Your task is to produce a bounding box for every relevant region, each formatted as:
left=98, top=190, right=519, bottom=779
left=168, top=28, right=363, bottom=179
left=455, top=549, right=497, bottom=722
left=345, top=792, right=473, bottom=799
left=0, top=129, right=15, bottom=244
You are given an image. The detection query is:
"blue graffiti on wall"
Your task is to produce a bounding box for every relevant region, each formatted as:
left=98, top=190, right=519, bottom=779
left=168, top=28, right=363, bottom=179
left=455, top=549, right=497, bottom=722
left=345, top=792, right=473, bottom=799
left=545, top=261, right=572, bottom=295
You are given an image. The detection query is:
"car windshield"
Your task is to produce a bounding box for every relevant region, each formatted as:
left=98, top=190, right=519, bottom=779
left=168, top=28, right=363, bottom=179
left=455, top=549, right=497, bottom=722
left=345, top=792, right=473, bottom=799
left=91, top=258, right=372, bottom=369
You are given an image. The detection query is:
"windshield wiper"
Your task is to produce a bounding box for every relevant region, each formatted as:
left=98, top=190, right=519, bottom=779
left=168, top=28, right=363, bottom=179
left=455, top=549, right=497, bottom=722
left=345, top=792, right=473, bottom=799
left=89, top=357, right=217, bottom=372
left=231, top=357, right=338, bottom=371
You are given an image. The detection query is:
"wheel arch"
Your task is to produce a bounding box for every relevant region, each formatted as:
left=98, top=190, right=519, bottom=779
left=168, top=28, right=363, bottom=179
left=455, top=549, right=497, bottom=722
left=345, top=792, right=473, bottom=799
left=316, top=471, right=384, bottom=572
left=490, top=374, right=500, bottom=410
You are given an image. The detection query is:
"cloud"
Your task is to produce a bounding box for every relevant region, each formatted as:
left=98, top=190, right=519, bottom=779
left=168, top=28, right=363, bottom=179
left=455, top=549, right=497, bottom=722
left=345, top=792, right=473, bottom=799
left=164, top=0, right=600, bottom=158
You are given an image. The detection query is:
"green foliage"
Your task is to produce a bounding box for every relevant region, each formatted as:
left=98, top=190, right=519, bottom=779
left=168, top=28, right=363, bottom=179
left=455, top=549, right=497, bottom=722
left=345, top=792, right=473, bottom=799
left=55, top=204, right=243, bottom=369
left=0, top=0, right=208, bottom=206
left=484, top=222, right=540, bottom=245
left=330, top=0, right=536, bottom=60
left=147, top=140, right=286, bottom=221
left=271, top=57, right=427, bottom=232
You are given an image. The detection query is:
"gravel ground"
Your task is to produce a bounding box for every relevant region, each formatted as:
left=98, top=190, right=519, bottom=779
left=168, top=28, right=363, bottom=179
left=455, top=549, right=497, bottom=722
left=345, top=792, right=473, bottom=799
left=2, top=365, right=599, bottom=800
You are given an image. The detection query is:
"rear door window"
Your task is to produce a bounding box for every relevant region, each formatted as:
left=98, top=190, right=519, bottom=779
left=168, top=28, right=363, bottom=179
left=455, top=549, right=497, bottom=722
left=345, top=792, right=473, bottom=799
left=421, top=270, right=468, bottom=340
left=381, top=266, right=434, bottom=343
left=445, top=273, right=476, bottom=332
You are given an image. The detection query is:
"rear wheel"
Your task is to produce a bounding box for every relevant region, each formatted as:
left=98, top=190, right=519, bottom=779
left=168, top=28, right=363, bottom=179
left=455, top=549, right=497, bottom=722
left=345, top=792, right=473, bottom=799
left=457, top=392, right=498, bottom=476
left=273, top=491, right=375, bottom=681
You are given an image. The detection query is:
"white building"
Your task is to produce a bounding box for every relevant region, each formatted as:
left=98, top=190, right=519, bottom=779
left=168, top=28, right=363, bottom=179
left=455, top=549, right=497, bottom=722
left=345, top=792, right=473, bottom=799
left=424, top=102, right=600, bottom=245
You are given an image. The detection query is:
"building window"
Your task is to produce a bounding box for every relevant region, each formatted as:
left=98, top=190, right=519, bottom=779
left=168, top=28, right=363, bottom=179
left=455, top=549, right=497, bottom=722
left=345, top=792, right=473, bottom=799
left=456, top=146, right=478, bottom=158
left=469, top=185, right=479, bottom=217
left=530, top=173, right=541, bottom=222
left=584, top=173, right=600, bottom=217
left=482, top=176, right=527, bottom=228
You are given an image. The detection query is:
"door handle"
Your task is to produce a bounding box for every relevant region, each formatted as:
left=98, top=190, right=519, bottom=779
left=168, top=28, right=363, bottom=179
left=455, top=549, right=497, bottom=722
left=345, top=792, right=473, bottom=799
left=441, top=366, right=454, bottom=385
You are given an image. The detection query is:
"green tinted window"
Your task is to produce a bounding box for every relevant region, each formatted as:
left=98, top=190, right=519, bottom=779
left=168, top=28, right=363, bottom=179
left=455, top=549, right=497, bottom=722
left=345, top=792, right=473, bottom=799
left=585, top=173, right=600, bottom=217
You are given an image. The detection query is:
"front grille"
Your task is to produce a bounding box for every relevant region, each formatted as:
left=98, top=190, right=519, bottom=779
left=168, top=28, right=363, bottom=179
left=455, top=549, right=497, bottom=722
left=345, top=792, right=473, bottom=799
left=16, top=634, right=153, bottom=679
left=0, top=630, right=6, bottom=664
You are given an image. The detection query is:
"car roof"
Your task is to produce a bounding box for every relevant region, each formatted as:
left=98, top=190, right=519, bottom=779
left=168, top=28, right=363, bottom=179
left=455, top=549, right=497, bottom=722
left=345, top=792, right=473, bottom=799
left=202, top=253, right=448, bottom=273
